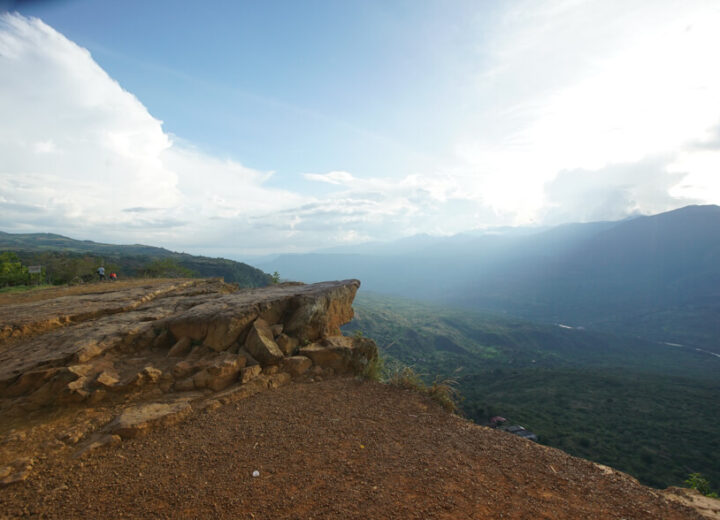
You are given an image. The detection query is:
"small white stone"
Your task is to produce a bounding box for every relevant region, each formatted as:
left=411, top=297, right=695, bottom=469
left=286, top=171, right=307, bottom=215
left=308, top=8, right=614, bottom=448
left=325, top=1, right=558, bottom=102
left=252, top=470, right=260, bottom=477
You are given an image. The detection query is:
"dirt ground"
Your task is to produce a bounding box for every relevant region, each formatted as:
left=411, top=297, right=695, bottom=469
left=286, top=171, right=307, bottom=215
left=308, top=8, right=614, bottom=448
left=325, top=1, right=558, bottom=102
left=0, top=377, right=704, bottom=520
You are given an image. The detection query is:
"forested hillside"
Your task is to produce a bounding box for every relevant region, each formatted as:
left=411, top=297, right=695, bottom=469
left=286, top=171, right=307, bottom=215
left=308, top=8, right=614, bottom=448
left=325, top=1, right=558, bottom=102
left=0, top=232, right=270, bottom=287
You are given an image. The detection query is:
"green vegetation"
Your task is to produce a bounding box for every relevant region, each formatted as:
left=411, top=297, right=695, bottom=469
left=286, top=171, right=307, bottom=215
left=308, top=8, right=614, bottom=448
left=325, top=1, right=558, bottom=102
left=0, top=252, right=30, bottom=287
left=0, top=283, right=54, bottom=294
left=140, top=258, right=195, bottom=278
left=0, top=231, right=271, bottom=287
left=685, top=473, right=719, bottom=498
left=271, top=271, right=280, bottom=284
left=360, top=352, right=460, bottom=412
left=343, top=291, right=720, bottom=492
left=361, top=351, right=385, bottom=382
left=460, top=368, right=719, bottom=490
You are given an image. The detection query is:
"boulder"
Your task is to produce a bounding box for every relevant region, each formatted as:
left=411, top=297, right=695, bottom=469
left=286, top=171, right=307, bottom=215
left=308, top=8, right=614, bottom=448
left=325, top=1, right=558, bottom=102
left=282, top=356, right=312, bottom=376
left=244, top=319, right=284, bottom=366
left=204, top=354, right=247, bottom=392
left=133, top=366, right=163, bottom=386
left=240, top=364, right=262, bottom=384
left=276, top=334, right=299, bottom=356
left=192, top=370, right=210, bottom=389
left=172, top=361, right=195, bottom=379
left=262, top=365, right=279, bottom=375
left=267, top=372, right=291, bottom=389
left=0, top=457, right=34, bottom=488
left=270, top=323, right=284, bottom=337
left=76, top=434, right=122, bottom=459
left=299, top=336, right=378, bottom=375
left=167, top=337, right=192, bottom=357
left=108, top=401, right=193, bottom=439
left=174, top=377, right=195, bottom=392
left=68, top=364, right=94, bottom=377
left=61, top=377, right=90, bottom=403
left=238, top=347, right=259, bottom=366
left=95, top=371, right=120, bottom=389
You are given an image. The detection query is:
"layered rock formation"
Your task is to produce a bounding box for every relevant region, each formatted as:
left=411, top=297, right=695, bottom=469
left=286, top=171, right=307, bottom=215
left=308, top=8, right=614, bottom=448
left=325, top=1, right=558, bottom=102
left=0, top=278, right=377, bottom=485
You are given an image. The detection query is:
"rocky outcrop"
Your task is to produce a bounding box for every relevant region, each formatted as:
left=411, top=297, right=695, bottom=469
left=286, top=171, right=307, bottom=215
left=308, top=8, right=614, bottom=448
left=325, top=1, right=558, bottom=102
left=0, top=278, right=377, bottom=478
left=299, top=336, right=378, bottom=375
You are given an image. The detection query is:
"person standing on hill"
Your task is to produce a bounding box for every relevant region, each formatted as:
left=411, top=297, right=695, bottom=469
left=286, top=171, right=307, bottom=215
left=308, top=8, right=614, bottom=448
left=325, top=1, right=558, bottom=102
left=97, top=266, right=105, bottom=281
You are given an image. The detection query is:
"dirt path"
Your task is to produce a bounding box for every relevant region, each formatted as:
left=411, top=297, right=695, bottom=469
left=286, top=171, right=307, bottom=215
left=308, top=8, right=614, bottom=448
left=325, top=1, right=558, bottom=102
left=0, top=377, right=702, bottom=519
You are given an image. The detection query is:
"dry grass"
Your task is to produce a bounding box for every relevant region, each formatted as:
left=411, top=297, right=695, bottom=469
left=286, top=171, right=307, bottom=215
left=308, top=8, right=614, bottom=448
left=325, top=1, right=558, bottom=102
left=382, top=360, right=461, bottom=413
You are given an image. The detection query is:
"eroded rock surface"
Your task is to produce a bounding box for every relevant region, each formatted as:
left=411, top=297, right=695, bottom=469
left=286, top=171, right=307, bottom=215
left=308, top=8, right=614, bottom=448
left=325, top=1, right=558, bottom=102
left=0, top=278, right=376, bottom=475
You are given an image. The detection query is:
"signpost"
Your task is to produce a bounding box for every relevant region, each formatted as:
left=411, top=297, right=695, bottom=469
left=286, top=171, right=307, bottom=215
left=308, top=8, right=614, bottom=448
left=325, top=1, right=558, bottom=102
left=28, top=265, right=42, bottom=286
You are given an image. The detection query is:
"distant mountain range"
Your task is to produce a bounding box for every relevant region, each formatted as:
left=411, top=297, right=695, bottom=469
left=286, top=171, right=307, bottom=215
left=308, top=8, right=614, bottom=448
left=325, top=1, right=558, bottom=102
left=0, top=232, right=271, bottom=287
left=262, top=205, right=720, bottom=348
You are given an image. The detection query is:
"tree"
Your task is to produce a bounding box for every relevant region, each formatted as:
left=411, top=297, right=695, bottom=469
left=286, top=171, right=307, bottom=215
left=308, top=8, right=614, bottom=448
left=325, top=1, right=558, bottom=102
left=0, top=252, right=28, bottom=287
left=141, top=258, right=195, bottom=278
left=685, top=473, right=719, bottom=498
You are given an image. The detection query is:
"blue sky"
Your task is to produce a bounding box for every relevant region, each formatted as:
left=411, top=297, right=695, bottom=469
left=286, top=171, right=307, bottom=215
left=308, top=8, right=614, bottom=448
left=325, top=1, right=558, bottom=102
left=13, top=0, right=485, bottom=182
left=1, top=0, right=720, bottom=256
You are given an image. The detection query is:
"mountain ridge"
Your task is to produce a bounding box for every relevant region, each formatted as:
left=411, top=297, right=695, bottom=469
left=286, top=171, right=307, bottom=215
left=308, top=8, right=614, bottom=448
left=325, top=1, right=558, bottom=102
left=262, top=204, right=720, bottom=348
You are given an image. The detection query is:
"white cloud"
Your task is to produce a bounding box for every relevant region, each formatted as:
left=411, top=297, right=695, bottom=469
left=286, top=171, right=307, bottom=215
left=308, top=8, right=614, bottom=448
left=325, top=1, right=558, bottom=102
left=2, top=3, right=720, bottom=256
left=303, top=171, right=355, bottom=185
left=453, top=0, right=720, bottom=222
left=0, top=13, right=304, bottom=248
left=542, top=156, right=696, bottom=224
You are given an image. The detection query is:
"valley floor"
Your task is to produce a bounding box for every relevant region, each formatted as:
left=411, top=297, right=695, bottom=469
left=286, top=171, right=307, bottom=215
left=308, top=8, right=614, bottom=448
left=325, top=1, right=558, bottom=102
left=0, top=377, right=706, bottom=519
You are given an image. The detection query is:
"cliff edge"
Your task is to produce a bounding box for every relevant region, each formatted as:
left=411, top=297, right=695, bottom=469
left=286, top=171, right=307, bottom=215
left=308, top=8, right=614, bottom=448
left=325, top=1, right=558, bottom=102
left=0, top=280, right=715, bottom=519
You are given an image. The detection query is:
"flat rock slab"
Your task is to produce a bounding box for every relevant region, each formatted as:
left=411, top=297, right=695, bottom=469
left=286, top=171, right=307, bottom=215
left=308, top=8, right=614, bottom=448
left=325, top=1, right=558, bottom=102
left=161, top=280, right=360, bottom=351
left=108, top=401, right=193, bottom=439
left=0, top=280, right=201, bottom=342
left=0, top=279, right=360, bottom=395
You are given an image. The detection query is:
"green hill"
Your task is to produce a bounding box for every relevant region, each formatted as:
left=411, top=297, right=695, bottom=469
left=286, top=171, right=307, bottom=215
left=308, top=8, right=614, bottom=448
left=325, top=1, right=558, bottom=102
left=0, top=231, right=271, bottom=287
left=343, top=291, right=720, bottom=491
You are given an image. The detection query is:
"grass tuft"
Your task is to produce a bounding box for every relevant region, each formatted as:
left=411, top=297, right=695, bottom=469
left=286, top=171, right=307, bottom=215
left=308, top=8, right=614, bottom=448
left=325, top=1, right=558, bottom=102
left=361, top=352, right=385, bottom=382
left=378, top=358, right=461, bottom=413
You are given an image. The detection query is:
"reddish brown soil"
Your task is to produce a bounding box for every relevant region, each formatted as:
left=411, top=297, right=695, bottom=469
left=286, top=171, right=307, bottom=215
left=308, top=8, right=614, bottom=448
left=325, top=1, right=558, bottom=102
left=0, top=377, right=702, bottom=520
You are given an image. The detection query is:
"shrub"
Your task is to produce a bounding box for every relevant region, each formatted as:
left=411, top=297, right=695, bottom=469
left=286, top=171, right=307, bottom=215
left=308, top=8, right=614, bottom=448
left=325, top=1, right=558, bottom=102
left=427, top=376, right=461, bottom=413
left=361, top=352, right=385, bottom=382
left=685, top=473, right=719, bottom=498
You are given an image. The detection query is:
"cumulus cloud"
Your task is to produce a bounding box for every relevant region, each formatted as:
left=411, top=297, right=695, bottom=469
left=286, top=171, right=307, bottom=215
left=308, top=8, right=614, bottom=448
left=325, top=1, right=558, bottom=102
left=0, top=13, right=303, bottom=247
